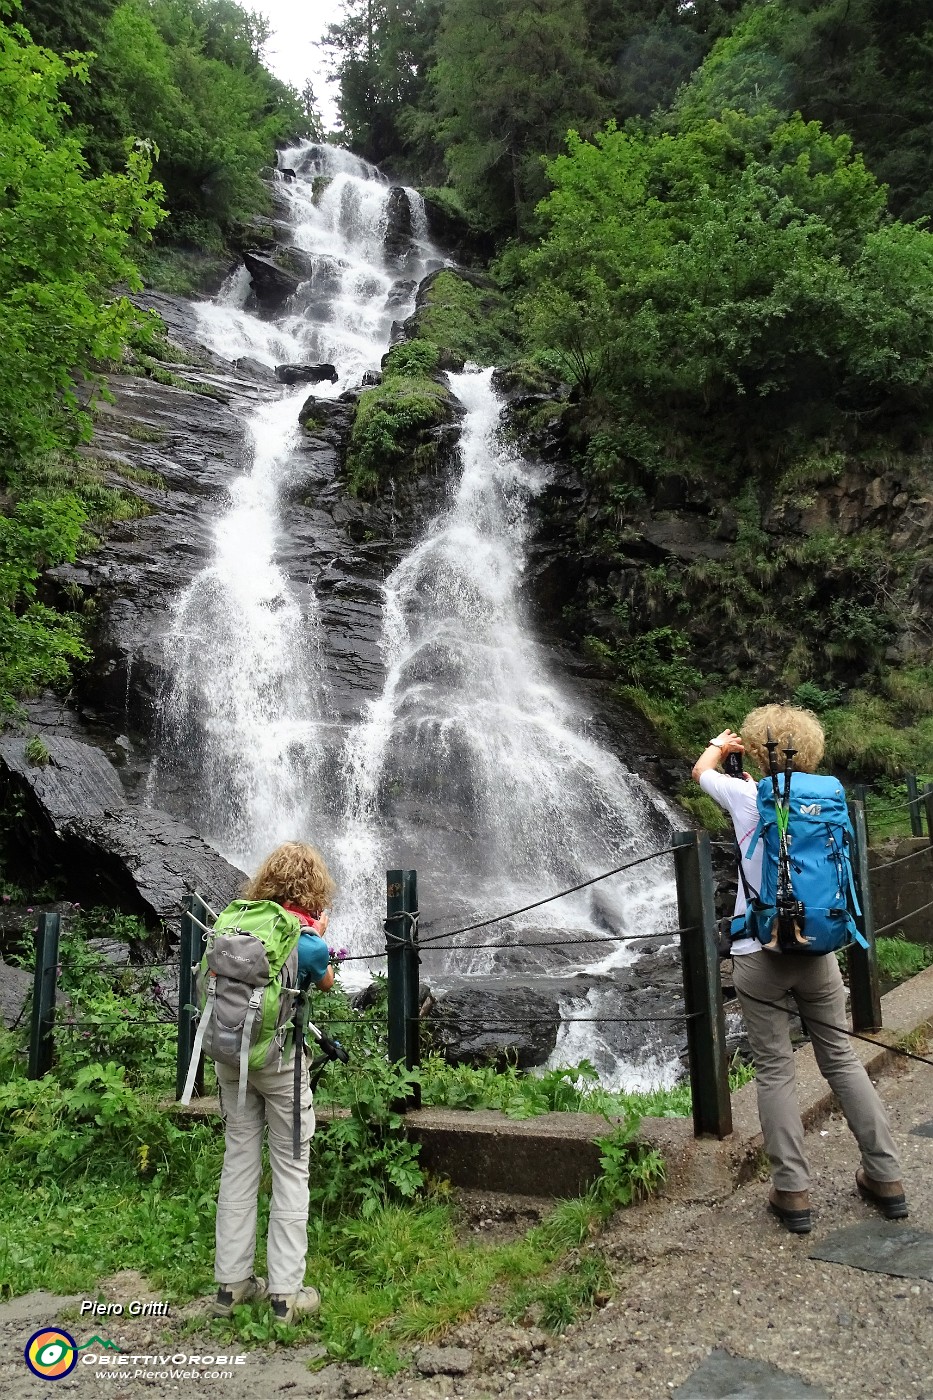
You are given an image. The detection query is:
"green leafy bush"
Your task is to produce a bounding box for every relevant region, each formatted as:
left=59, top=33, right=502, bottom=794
left=521, top=111, right=933, bottom=468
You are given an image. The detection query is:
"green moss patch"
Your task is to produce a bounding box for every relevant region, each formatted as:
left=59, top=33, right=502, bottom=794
left=410, top=269, right=516, bottom=367
left=345, top=372, right=456, bottom=497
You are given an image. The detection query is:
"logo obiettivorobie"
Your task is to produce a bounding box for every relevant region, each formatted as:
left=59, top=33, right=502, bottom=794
left=24, top=1328, right=79, bottom=1380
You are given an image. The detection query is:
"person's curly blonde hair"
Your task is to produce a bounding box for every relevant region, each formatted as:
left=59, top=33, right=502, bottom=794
left=741, top=704, right=825, bottom=775
left=243, top=841, right=336, bottom=917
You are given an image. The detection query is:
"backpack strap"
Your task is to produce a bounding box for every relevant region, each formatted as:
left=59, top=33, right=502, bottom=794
left=237, top=988, right=264, bottom=1115
left=745, top=817, right=765, bottom=861
left=292, top=993, right=308, bottom=1162
left=179, top=977, right=216, bottom=1106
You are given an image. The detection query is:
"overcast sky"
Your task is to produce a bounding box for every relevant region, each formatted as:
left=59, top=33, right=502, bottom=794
left=256, top=0, right=342, bottom=128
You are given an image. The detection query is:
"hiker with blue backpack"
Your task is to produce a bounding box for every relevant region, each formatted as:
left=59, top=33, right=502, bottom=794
left=693, top=704, right=907, bottom=1234
left=181, top=842, right=337, bottom=1323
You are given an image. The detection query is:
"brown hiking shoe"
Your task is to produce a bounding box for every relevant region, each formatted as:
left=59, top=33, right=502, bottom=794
left=856, top=1169, right=908, bottom=1219
left=768, top=1187, right=812, bottom=1234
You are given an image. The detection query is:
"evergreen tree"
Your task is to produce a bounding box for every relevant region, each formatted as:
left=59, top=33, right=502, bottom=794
left=431, top=0, right=608, bottom=235
left=324, top=0, right=440, bottom=167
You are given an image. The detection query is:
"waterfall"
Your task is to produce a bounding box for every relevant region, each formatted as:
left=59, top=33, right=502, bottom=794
left=150, top=141, right=680, bottom=1085
left=338, top=367, right=675, bottom=960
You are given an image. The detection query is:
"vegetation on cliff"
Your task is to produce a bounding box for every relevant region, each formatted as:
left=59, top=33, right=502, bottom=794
left=1, top=0, right=313, bottom=718
left=344, top=270, right=516, bottom=496
left=329, top=0, right=933, bottom=787
left=0, top=7, right=167, bottom=714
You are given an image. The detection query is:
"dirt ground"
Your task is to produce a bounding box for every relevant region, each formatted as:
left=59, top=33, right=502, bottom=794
left=2, top=1060, right=931, bottom=1400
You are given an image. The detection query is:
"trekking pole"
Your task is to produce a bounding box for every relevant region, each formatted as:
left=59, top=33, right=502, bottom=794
left=778, top=742, right=808, bottom=949
left=305, top=1019, right=349, bottom=1093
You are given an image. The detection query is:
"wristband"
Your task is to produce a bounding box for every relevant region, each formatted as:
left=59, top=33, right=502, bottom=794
left=708, top=739, right=724, bottom=750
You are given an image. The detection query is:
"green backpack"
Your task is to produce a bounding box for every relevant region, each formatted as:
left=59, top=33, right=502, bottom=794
left=179, top=901, right=308, bottom=1147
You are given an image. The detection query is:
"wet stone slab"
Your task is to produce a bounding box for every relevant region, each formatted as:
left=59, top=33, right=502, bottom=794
left=909, top=1118, right=933, bottom=1138
left=810, top=1219, right=933, bottom=1281
left=672, top=1348, right=829, bottom=1398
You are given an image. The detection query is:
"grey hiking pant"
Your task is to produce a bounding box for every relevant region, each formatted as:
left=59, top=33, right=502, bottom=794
left=731, top=950, right=901, bottom=1193
left=214, top=1055, right=315, bottom=1293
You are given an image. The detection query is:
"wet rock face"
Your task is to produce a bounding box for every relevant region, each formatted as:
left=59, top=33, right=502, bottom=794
left=418, top=945, right=690, bottom=1079
left=242, top=246, right=317, bottom=311
left=275, top=362, right=339, bottom=385
left=46, top=356, right=259, bottom=738
left=426, top=985, right=561, bottom=1068
left=383, top=186, right=413, bottom=262
left=0, top=734, right=245, bottom=925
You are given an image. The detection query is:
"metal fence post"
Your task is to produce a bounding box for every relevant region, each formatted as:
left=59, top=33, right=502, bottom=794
left=176, top=893, right=207, bottom=1101
left=854, top=783, right=869, bottom=845
left=28, top=911, right=61, bottom=1079
left=672, top=831, right=732, bottom=1138
left=906, top=772, right=923, bottom=838
left=925, top=784, right=933, bottom=851
left=385, top=868, right=421, bottom=1110
left=848, top=801, right=882, bottom=1033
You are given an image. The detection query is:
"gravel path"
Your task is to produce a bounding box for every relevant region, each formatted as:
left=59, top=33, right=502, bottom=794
left=2, top=1061, right=930, bottom=1400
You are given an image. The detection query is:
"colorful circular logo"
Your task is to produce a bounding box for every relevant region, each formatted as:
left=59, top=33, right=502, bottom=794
left=24, top=1328, right=78, bottom=1380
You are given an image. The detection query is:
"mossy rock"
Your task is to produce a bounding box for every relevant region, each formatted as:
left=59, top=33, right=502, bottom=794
left=403, top=269, right=517, bottom=368
left=345, top=373, right=460, bottom=498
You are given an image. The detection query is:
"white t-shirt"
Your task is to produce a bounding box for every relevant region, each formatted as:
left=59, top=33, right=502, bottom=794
left=699, top=769, right=762, bottom=957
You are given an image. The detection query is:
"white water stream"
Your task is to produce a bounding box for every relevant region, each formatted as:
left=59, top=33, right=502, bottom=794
left=152, top=142, right=680, bottom=1087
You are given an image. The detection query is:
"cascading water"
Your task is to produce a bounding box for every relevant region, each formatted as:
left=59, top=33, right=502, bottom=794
left=338, top=368, right=675, bottom=950
left=151, top=141, right=680, bottom=1087
left=151, top=142, right=440, bottom=859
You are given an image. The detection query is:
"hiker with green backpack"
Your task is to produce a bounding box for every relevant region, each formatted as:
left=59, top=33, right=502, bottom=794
left=693, top=704, right=907, bottom=1234
left=181, top=841, right=337, bottom=1323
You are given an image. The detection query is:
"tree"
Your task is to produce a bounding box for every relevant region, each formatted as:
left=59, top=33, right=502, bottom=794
left=323, top=0, right=440, bottom=167
left=0, top=6, right=165, bottom=710
left=677, top=0, right=933, bottom=223
left=521, top=110, right=933, bottom=466
left=431, top=0, right=609, bottom=235
left=0, top=12, right=164, bottom=465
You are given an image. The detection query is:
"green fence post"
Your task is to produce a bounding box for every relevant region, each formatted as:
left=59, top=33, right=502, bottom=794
left=925, top=784, right=933, bottom=851
left=906, top=772, right=923, bottom=838
left=848, top=801, right=882, bottom=1034
left=385, top=868, right=421, bottom=1110
left=672, top=831, right=732, bottom=1139
left=176, top=893, right=207, bottom=1101
left=28, top=911, right=61, bottom=1079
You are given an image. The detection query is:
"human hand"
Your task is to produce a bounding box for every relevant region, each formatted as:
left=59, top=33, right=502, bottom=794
left=710, top=729, right=744, bottom=757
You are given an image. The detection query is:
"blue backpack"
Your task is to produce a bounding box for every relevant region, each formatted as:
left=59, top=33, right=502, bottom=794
left=743, top=774, right=868, bottom=954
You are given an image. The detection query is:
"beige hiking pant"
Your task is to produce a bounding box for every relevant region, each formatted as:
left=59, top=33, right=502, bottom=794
left=214, top=1055, right=315, bottom=1293
left=731, top=950, right=901, bottom=1193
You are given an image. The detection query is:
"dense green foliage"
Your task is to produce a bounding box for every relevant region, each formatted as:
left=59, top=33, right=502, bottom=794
left=0, top=7, right=168, bottom=713
left=872, top=936, right=933, bottom=985
left=21, top=0, right=309, bottom=247
left=520, top=112, right=933, bottom=458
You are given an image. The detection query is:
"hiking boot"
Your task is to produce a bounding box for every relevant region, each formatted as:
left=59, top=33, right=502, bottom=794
left=210, top=1275, right=267, bottom=1317
left=270, top=1286, right=321, bottom=1325
left=856, top=1169, right=909, bottom=1220
left=768, top=1188, right=812, bottom=1234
